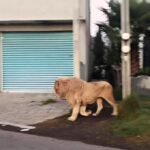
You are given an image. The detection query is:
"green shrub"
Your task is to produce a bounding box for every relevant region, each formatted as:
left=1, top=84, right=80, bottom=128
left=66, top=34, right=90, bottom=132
left=138, top=67, right=150, bottom=76
left=118, top=94, right=140, bottom=119
left=111, top=95, right=150, bottom=136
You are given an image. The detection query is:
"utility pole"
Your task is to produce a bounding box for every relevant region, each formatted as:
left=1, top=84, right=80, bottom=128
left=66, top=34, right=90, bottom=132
left=121, top=0, right=131, bottom=99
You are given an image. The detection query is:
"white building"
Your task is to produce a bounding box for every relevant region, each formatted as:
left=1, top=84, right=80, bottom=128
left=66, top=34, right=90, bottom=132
left=0, top=0, right=90, bottom=93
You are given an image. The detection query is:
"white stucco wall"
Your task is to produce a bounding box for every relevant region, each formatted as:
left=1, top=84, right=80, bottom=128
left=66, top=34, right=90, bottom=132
left=73, top=0, right=90, bottom=81
left=0, top=0, right=86, bottom=21
left=0, top=0, right=90, bottom=81
left=132, top=76, right=150, bottom=96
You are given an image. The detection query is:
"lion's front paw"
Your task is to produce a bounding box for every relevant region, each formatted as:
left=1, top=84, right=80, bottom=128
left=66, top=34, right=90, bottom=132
left=80, top=110, right=92, bottom=116
left=92, top=113, right=98, bottom=116
left=87, top=110, right=92, bottom=115
left=111, top=112, right=118, bottom=116
left=68, top=116, right=76, bottom=122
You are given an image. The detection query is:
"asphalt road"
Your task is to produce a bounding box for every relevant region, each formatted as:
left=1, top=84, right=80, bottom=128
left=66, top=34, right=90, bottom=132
left=0, top=129, right=122, bottom=150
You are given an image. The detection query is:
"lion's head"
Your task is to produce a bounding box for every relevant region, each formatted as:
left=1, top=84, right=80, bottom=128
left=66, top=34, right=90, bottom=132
left=54, top=77, right=70, bottom=99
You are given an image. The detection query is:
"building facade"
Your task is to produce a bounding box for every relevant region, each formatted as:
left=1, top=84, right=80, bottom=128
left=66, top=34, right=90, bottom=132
left=0, top=0, right=90, bottom=93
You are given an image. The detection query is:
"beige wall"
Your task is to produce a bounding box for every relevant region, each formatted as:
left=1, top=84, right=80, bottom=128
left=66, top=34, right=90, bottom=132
left=0, top=0, right=86, bottom=21
left=0, top=24, right=72, bottom=32
left=0, top=0, right=91, bottom=81
left=72, top=0, right=90, bottom=80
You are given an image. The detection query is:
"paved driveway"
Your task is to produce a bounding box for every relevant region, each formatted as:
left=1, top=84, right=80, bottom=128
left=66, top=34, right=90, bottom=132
left=0, top=93, right=69, bottom=125
left=0, top=129, right=123, bottom=150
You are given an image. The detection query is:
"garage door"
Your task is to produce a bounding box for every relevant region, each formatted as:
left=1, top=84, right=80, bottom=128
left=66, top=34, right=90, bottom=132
left=2, top=32, right=73, bottom=92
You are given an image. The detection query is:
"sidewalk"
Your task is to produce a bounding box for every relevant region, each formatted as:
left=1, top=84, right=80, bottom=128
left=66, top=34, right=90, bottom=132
left=0, top=93, right=69, bottom=125
left=0, top=93, right=127, bottom=150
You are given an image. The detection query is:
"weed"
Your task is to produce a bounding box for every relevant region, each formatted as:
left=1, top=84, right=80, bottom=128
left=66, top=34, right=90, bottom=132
left=41, top=99, right=56, bottom=105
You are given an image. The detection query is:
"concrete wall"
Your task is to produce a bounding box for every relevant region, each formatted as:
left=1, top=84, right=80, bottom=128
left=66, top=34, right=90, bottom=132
left=72, top=0, right=90, bottom=81
left=0, top=0, right=90, bottom=81
left=132, top=75, right=150, bottom=96
left=0, top=24, right=72, bottom=32
left=0, top=0, right=86, bottom=21
left=79, top=21, right=87, bottom=80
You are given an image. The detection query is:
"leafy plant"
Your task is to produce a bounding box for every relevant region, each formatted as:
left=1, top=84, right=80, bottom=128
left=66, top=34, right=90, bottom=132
left=92, top=0, right=150, bottom=75
left=118, top=94, right=140, bottom=119
left=41, top=99, right=56, bottom=105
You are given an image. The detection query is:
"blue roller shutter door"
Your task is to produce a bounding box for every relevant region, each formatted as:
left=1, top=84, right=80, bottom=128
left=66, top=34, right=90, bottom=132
left=3, top=32, right=73, bottom=92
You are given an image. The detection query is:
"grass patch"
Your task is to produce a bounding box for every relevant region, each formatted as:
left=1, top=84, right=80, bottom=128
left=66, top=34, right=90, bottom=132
left=41, top=99, right=57, bottom=105
left=118, top=94, right=140, bottom=119
left=111, top=94, right=150, bottom=136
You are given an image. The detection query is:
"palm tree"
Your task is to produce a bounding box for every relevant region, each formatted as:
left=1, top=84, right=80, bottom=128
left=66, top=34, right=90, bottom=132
left=91, top=0, right=150, bottom=82
left=93, top=0, right=150, bottom=66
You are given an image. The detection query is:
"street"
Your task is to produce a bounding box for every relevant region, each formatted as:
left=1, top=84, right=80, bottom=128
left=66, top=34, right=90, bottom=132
left=0, top=129, right=122, bottom=150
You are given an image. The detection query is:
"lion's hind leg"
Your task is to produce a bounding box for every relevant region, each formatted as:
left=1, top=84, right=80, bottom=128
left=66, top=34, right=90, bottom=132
left=80, top=105, right=92, bottom=116
left=104, top=95, right=118, bottom=116
left=92, top=98, right=103, bottom=116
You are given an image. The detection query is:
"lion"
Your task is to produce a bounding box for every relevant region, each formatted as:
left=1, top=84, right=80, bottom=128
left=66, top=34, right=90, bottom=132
left=54, top=77, right=118, bottom=121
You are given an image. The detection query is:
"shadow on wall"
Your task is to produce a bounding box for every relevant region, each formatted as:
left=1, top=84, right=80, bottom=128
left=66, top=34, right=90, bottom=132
left=132, top=75, right=150, bottom=97
left=80, top=62, right=86, bottom=80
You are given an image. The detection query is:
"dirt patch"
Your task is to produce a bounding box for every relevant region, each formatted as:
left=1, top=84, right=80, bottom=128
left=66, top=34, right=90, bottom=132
left=0, top=105, right=149, bottom=150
